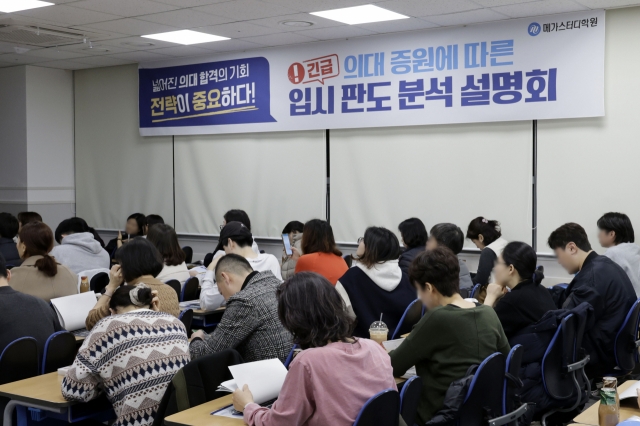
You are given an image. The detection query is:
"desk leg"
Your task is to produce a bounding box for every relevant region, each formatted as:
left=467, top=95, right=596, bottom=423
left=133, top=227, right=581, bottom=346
left=3, top=401, right=66, bottom=426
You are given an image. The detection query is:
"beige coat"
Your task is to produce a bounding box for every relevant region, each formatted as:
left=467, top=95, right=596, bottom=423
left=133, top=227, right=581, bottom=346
left=281, top=233, right=303, bottom=281
left=10, top=255, right=78, bottom=303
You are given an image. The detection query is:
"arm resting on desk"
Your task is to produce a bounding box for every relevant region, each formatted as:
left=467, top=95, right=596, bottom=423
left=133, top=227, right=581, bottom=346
left=61, top=353, right=102, bottom=403
left=199, top=270, right=225, bottom=311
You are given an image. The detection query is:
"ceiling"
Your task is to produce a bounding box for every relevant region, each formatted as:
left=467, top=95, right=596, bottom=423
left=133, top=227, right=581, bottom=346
left=0, top=0, right=638, bottom=70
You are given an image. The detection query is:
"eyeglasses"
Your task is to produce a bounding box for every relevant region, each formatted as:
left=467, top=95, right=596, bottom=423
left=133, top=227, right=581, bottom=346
left=357, top=237, right=364, bottom=244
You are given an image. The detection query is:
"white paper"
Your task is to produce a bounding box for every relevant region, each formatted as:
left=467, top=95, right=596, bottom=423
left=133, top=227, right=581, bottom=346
left=51, top=292, right=97, bottom=331
left=190, top=266, right=207, bottom=275
left=179, top=301, right=200, bottom=310
left=211, top=404, right=243, bottom=419
left=402, top=366, right=417, bottom=380
left=228, top=358, right=288, bottom=404
left=619, top=381, right=640, bottom=400
left=217, top=379, right=238, bottom=393
left=382, top=338, right=405, bottom=351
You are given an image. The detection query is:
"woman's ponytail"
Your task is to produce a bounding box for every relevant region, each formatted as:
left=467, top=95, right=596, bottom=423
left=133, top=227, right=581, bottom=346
left=35, top=254, right=58, bottom=277
left=532, top=265, right=545, bottom=285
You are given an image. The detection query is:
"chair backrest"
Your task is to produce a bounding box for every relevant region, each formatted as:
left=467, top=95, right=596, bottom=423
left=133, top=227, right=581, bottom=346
left=459, top=353, right=506, bottom=426
left=353, top=388, right=399, bottom=426
left=181, top=277, right=199, bottom=302
left=0, top=337, right=39, bottom=385
left=178, top=309, right=194, bottom=338
left=182, top=246, right=193, bottom=264
left=165, top=280, right=181, bottom=300
left=503, top=344, right=524, bottom=415
left=283, top=344, right=299, bottom=369
left=541, top=314, right=577, bottom=401
left=470, top=283, right=481, bottom=298
left=90, top=272, right=110, bottom=294
left=614, top=298, right=640, bottom=372
left=41, top=331, right=77, bottom=374
left=400, top=375, right=423, bottom=426
left=391, top=299, right=424, bottom=339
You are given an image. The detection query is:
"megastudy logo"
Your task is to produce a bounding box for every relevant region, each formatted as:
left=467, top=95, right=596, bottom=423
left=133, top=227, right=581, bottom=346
left=528, top=22, right=541, bottom=36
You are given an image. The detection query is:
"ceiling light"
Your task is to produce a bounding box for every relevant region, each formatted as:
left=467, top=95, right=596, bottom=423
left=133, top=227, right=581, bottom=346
left=122, top=41, right=155, bottom=47
left=0, top=0, right=54, bottom=13
left=310, top=4, right=408, bottom=25
left=280, top=20, right=314, bottom=27
left=141, top=30, right=229, bottom=46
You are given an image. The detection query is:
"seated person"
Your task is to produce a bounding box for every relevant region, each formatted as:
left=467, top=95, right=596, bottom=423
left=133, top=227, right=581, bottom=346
left=11, top=222, right=78, bottom=303
left=205, top=209, right=260, bottom=266
left=0, top=212, right=21, bottom=266
left=85, top=238, right=180, bottom=330
left=466, top=217, right=509, bottom=301
left=50, top=217, right=110, bottom=274
left=427, top=223, right=473, bottom=290
left=335, top=226, right=415, bottom=338
left=17, top=211, right=42, bottom=231
left=389, top=247, right=510, bottom=424
left=294, top=219, right=347, bottom=285
left=62, top=284, right=190, bottom=426
left=548, top=222, right=636, bottom=378
left=104, top=213, right=145, bottom=256
left=190, top=254, right=293, bottom=362
left=483, top=241, right=556, bottom=339
left=398, top=217, right=428, bottom=275
left=232, top=272, right=397, bottom=426
left=0, top=253, right=62, bottom=355
left=597, top=212, right=640, bottom=296
left=200, top=222, right=282, bottom=310
left=147, top=224, right=190, bottom=285
left=281, top=220, right=304, bottom=281
left=144, top=214, right=164, bottom=235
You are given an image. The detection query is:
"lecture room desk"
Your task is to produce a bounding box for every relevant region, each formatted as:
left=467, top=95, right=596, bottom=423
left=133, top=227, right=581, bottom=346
left=192, top=306, right=226, bottom=328
left=164, top=377, right=408, bottom=426
left=572, top=379, right=640, bottom=425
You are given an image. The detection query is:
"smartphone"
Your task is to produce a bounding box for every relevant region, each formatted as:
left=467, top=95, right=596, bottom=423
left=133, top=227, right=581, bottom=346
left=282, top=233, right=293, bottom=256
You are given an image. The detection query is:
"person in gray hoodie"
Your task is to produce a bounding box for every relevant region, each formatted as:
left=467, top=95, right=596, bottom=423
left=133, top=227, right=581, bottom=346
left=50, top=218, right=110, bottom=274
left=427, top=223, right=474, bottom=290
left=598, top=212, right=640, bottom=297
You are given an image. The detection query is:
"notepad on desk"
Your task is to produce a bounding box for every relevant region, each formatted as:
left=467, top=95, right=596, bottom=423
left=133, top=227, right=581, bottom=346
left=619, top=381, right=640, bottom=400
left=51, top=291, right=97, bottom=336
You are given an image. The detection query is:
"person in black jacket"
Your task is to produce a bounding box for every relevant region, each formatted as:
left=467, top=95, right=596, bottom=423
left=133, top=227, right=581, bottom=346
left=483, top=241, right=556, bottom=339
left=0, top=213, right=21, bottom=266
left=548, top=222, right=637, bottom=378
left=398, top=218, right=428, bottom=276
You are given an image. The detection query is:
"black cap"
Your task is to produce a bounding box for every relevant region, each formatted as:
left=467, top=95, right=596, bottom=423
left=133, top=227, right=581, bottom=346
left=214, top=221, right=252, bottom=254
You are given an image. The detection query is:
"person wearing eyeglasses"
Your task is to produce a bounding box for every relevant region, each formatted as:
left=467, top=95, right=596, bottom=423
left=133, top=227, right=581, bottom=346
left=204, top=209, right=260, bottom=267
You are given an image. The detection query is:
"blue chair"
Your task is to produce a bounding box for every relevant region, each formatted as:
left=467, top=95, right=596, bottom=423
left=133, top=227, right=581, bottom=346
left=391, top=299, right=425, bottom=339
left=179, top=309, right=194, bottom=338
left=502, top=345, right=527, bottom=426
left=284, top=344, right=299, bottom=369
left=41, top=331, right=76, bottom=374
left=165, top=279, right=181, bottom=300
left=0, top=337, right=39, bottom=385
left=400, top=375, right=423, bottom=426
left=469, top=283, right=481, bottom=299
left=608, top=298, right=640, bottom=376
left=90, top=272, right=109, bottom=294
left=181, top=277, right=200, bottom=302
left=353, top=388, right=399, bottom=426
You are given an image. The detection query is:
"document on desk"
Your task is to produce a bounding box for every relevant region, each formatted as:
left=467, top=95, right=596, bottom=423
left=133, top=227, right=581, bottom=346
left=220, top=359, right=288, bottom=404
left=382, top=338, right=405, bottom=352
left=51, top=291, right=97, bottom=332
left=619, top=381, right=640, bottom=400
left=211, top=404, right=244, bottom=419
left=179, top=301, right=200, bottom=310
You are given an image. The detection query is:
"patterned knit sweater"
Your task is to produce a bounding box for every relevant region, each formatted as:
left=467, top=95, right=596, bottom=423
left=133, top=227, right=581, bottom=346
left=62, top=310, right=190, bottom=426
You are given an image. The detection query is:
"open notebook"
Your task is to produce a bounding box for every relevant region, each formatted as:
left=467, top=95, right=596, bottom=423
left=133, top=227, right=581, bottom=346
left=50, top=291, right=97, bottom=337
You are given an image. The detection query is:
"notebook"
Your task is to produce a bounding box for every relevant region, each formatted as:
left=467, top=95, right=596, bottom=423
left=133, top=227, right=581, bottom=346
left=51, top=291, right=97, bottom=333
left=215, top=358, right=288, bottom=404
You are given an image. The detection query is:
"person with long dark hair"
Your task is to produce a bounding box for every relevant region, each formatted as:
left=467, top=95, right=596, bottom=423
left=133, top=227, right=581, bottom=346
left=232, top=272, right=396, bottom=426
left=104, top=213, right=146, bottom=257
left=294, top=219, right=347, bottom=285
left=398, top=217, right=428, bottom=275
left=483, top=241, right=556, bottom=339
left=147, top=224, right=190, bottom=285
left=10, top=222, right=77, bottom=303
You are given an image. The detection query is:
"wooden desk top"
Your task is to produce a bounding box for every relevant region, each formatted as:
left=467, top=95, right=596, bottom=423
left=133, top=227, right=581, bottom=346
left=193, top=307, right=226, bottom=316
left=75, top=335, right=85, bottom=342
left=573, top=380, right=639, bottom=425
left=401, top=333, right=409, bottom=338
left=164, top=377, right=408, bottom=426
left=0, top=372, right=72, bottom=408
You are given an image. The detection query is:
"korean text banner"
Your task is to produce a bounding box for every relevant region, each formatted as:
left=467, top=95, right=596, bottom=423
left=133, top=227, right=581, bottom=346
left=139, top=10, right=605, bottom=136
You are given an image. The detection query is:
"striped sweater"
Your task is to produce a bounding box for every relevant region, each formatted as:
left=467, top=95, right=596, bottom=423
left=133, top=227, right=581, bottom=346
left=62, top=310, right=190, bottom=426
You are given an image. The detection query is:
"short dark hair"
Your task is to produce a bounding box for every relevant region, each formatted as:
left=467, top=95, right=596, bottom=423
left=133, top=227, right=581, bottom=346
left=227, top=233, right=254, bottom=248
left=430, top=223, right=465, bottom=254
left=0, top=253, right=7, bottom=279
left=109, top=285, right=153, bottom=311
left=224, top=209, right=251, bottom=231
left=409, top=247, right=460, bottom=296
left=547, top=223, right=592, bottom=252
left=598, top=212, right=635, bottom=244
left=282, top=221, right=304, bottom=234
left=466, top=217, right=502, bottom=245
left=147, top=224, right=186, bottom=266
left=277, top=272, right=355, bottom=349
left=398, top=218, right=428, bottom=249
left=55, top=217, right=90, bottom=244
left=301, top=219, right=342, bottom=257
left=355, top=226, right=400, bottom=268
left=19, top=222, right=57, bottom=277
left=17, top=212, right=42, bottom=227
left=0, top=213, right=19, bottom=239
left=128, top=213, right=146, bottom=236
left=145, top=214, right=165, bottom=231
left=502, top=241, right=544, bottom=285
left=114, top=237, right=164, bottom=282
left=215, top=253, right=253, bottom=278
